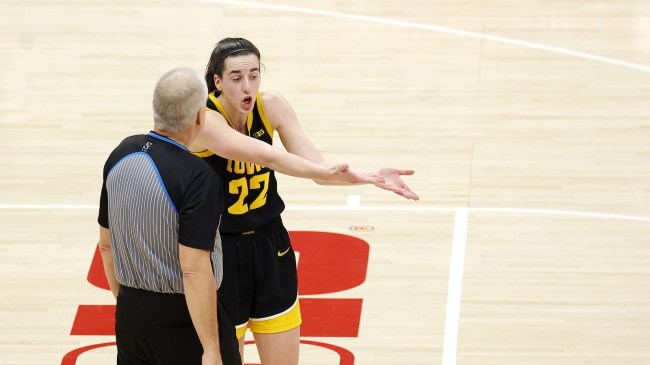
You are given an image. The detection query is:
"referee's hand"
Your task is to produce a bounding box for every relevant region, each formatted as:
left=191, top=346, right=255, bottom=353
left=202, top=351, right=223, bottom=365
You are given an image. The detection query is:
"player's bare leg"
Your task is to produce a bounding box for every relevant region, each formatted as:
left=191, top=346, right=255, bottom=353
left=238, top=336, right=245, bottom=364
left=253, top=326, right=300, bottom=365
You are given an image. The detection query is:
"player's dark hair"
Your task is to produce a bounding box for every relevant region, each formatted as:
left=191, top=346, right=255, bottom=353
left=205, top=37, right=261, bottom=96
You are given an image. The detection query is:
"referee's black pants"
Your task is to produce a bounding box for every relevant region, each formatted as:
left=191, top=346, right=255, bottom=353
left=115, top=285, right=241, bottom=365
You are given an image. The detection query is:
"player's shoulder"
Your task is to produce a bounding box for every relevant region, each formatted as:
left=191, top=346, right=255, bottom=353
left=260, top=90, right=286, bottom=106
left=259, top=90, right=293, bottom=119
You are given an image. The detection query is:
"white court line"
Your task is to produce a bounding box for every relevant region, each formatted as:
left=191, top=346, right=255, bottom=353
left=346, top=194, right=361, bottom=208
left=442, top=208, right=469, bottom=365
left=0, top=204, right=99, bottom=210
left=204, top=0, right=650, bottom=73
left=2, top=204, right=649, bottom=222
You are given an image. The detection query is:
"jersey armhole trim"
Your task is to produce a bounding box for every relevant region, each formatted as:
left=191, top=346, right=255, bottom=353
left=256, top=92, right=274, bottom=140
left=193, top=149, right=214, bottom=158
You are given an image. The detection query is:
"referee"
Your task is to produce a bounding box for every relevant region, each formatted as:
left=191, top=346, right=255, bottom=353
left=98, top=67, right=240, bottom=365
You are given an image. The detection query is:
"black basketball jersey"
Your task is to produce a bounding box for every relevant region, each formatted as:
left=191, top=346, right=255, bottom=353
left=195, top=91, right=285, bottom=234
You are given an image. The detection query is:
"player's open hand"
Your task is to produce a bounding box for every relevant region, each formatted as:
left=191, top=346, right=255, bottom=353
left=373, top=168, right=419, bottom=200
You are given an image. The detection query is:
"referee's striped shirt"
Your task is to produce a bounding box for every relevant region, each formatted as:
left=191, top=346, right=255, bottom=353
left=98, top=132, right=223, bottom=293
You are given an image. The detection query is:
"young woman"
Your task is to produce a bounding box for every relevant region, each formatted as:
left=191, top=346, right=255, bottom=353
left=188, top=37, right=418, bottom=365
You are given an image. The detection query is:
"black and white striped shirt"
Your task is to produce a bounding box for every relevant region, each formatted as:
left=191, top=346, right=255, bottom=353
left=99, top=132, right=223, bottom=293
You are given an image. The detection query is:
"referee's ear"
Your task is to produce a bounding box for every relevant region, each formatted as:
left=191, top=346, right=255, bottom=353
left=195, top=108, right=206, bottom=127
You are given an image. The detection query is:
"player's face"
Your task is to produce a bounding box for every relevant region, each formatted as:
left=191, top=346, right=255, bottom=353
left=217, top=54, right=261, bottom=113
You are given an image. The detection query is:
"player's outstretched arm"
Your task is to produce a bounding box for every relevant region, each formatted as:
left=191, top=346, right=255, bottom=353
left=192, top=111, right=384, bottom=185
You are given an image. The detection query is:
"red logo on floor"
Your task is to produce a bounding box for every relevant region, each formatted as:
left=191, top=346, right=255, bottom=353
left=62, top=231, right=369, bottom=365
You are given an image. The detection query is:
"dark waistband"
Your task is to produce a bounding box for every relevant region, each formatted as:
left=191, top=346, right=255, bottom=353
left=117, top=285, right=191, bottom=323
left=220, top=216, right=283, bottom=237
left=119, top=285, right=185, bottom=299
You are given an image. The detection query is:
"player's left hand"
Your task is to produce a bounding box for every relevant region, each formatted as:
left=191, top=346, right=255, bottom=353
left=373, top=168, right=419, bottom=200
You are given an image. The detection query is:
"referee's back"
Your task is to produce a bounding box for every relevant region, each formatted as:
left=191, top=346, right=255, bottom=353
left=98, top=131, right=223, bottom=293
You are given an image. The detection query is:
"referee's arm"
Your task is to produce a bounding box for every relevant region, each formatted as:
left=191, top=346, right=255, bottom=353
left=179, top=244, right=221, bottom=364
left=98, top=226, right=120, bottom=299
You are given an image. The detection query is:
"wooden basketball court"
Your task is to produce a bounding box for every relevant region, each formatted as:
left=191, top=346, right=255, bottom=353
left=1, top=1, right=649, bottom=364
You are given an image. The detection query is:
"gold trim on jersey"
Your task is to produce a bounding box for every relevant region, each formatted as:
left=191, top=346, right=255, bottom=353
left=256, top=92, right=274, bottom=140
left=192, top=149, right=214, bottom=158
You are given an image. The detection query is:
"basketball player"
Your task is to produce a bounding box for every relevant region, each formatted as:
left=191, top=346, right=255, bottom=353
left=188, top=37, right=419, bottom=365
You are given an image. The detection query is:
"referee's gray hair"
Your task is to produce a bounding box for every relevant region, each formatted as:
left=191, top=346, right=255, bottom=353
left=153, top=67, right=208, bottom=132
